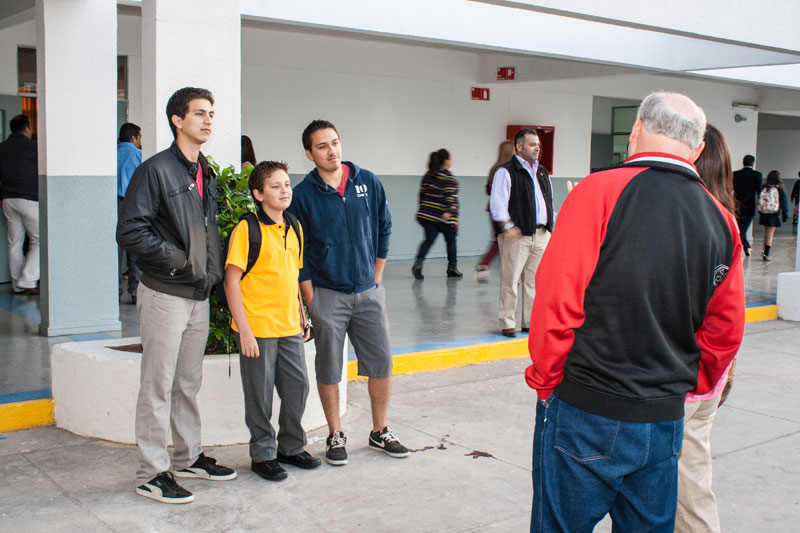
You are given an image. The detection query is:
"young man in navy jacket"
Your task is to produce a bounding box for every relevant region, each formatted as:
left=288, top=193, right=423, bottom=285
left=526, top=92, right=745, bottom=531
left=288, top=120, right=409, bottom=466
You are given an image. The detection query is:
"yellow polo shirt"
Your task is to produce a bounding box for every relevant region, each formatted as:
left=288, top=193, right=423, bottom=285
left=225, top=213, right=303, bottom=338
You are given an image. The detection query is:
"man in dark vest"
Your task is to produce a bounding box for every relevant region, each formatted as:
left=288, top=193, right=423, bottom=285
left=732, top=154, right=762, bottom=256
left=489, top=128, right=554, bottom=337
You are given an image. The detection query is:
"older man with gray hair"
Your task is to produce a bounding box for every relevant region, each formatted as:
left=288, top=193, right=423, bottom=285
left=526, top=91, right=745, bottom=532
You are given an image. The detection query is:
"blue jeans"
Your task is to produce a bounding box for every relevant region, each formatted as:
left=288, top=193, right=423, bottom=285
left=531, top=395, right=684, bottom=533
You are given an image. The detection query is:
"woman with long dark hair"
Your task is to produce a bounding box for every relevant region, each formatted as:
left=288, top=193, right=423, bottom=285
left=412, top=149, right=461, bottom=279
left=241, top=135, right=256, bottom=171
left=476, top=140, right=515, bottom=281
left=757, top=170, right=789, bottom=261
left=675, top=124, right=735, bottom=533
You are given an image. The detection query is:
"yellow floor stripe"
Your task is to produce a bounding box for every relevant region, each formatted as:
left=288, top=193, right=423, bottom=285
left=0, top=399, right=54, bottom=433
left=745, top=304, right=777, bottom=323
left=0, top=304, right=782, bottom=432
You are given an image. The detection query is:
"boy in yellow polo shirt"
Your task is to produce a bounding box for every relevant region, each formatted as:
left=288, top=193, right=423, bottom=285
left=224, top=161, right=320, bottom=482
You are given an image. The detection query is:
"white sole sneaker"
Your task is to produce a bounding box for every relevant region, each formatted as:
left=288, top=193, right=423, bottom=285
left=325, top=455, right=348, bottom=466
left=173, top=467, right=237, bottom=481
left=135, top=484, right=194, bottom=504
left=368, top=441, right=411, bottom=458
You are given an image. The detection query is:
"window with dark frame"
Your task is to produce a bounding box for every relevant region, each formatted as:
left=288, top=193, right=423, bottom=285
left=611, top=106, right=637, bottom=164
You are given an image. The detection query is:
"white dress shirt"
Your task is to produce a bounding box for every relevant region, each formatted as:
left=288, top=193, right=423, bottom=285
left=489, top=155, right=548, bottom=226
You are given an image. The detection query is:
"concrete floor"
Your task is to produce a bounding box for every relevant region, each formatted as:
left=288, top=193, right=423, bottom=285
left=1, top=317, right=799, bottom=531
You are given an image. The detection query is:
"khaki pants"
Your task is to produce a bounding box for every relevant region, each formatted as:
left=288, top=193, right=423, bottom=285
left=497, top=228, right=550, bottom=330
left=676, top=397, right=722, bottom=533
left=134, top=283, right=209, bottom=484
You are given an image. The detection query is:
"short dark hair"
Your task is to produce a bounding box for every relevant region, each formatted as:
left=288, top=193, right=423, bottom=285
left=514, top=128, right=538, bottom=150
left=302, top=119, right=339, bottom=151
left=165, top=87, right=214, bottom=138
left=118, top=123, right=141, bottom=144
left=10, top=114, right=30, bottom=134
left=428, top=148, right=450, bottom=173
left=743, top=154, right=755, bottom=166
left=249, top=160, right=289, bottom=199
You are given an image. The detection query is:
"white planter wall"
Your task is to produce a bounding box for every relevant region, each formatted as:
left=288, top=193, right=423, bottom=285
left=51, top=337, right=346, bottom=446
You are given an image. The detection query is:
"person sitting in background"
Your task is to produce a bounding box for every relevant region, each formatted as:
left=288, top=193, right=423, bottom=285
left=412, top=148, right=461, bottom=280
left=476, top=140, right=514, bottom=282
left=241, top=135, right=256, bottom=171
left=757, top=170, right=789, bottom=262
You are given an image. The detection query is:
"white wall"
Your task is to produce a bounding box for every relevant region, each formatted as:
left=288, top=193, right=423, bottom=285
left=115, top=19, right=767, bottom=259
left=0, top=20, right=35, bottom=96
left=118, top=11, right=141, bottom=126
left=757, top=130, right=800, bottom=179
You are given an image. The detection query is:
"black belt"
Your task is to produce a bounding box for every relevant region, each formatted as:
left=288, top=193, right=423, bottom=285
left=535, top=224, right=546, bottom=230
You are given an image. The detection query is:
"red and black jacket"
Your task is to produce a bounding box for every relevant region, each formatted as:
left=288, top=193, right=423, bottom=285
left=526, top=153, right=745, bottom=423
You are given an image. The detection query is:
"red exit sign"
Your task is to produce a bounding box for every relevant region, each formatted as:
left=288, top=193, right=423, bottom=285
left=497, top=67, right=515, bottom=80
left=471, top=87, right=490, bottom=101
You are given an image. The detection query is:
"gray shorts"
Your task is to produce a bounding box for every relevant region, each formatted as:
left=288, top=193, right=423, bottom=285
left=308, top=284, right=392, bottom=384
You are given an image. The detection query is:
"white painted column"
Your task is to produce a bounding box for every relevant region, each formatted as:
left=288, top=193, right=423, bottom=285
left=141, top=0, right=240, bottom=167
left=36, top=0, right=120, bottom=335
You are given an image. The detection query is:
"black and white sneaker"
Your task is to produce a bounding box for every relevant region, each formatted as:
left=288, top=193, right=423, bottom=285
left=325, top=431, right=348, bottom=466
left=368, top=426, right=410, bottom=458
left=174, top=453, right=237, bottom=480
left=136, top=471, right=194, bottom=504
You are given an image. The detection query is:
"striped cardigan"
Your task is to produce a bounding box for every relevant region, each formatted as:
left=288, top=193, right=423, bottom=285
left=415, top=169, right=459, bottom=228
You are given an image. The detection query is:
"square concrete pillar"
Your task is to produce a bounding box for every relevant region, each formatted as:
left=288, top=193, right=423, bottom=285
left=141, top=0, right=240, bottom=166
left=36, top=0, right=120, bottom=335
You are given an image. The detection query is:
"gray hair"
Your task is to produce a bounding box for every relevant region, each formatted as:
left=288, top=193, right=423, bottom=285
left=637, top=91, right=707, bottom=150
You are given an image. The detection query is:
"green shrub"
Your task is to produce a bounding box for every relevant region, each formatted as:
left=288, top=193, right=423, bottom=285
left=205, top=157, right=255, bottom=355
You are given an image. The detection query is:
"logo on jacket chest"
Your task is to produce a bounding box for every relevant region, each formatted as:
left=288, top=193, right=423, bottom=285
left=712, top=264, right=729, bottom=286
left=355, top=184, right=368, bottom=198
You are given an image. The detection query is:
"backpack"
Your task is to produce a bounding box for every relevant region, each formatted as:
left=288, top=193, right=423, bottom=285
left=758, top=186, right=780, bottom=214
left=214, top=210, right=302, bottom=307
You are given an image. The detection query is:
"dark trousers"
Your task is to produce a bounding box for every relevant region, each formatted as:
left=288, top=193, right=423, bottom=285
left=736, top=214, right=753, bottom=252
left=236, top=333, right=309, bottom=462
left=415, top=219, right=457, bottom=267
left=118, top=197, right=141, bottom=296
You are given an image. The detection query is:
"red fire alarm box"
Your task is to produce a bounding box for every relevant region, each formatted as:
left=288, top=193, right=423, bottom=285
left=506, top=125, right=555, bottom=174
left=497, top=67, right=515, bottom=81
left=471, top=87, right=490, bottom=101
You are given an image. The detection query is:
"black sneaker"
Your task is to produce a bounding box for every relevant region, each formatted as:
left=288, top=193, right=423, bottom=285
left=368, top=426, right=410, bottom=458
left=136, top=472, right=194, bottom=504
left=174, top=453, right=237, bottom=480
left=278, top=450, right=322, bottom=469
left=325, top=431, right=348, bottom=466
left=251, top=459, right=288, bottom=482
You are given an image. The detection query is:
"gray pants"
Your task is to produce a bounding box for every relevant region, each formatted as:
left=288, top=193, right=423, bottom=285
left=2, top=197, right=39, bottom=291
left=134, top=283, right=209, bottom=483
left=236, top=333, right=309, bottom=462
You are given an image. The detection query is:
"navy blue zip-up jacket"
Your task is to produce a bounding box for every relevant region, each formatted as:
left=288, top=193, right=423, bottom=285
left=288, top=162, right=391, bottom=294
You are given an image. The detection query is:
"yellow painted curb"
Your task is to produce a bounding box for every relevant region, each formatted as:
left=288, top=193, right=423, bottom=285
left=0, top=399, right=54, bottom=433
left=745, top=304, right=777, bottom=323
left=348, top=337, right=529, bottom=381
